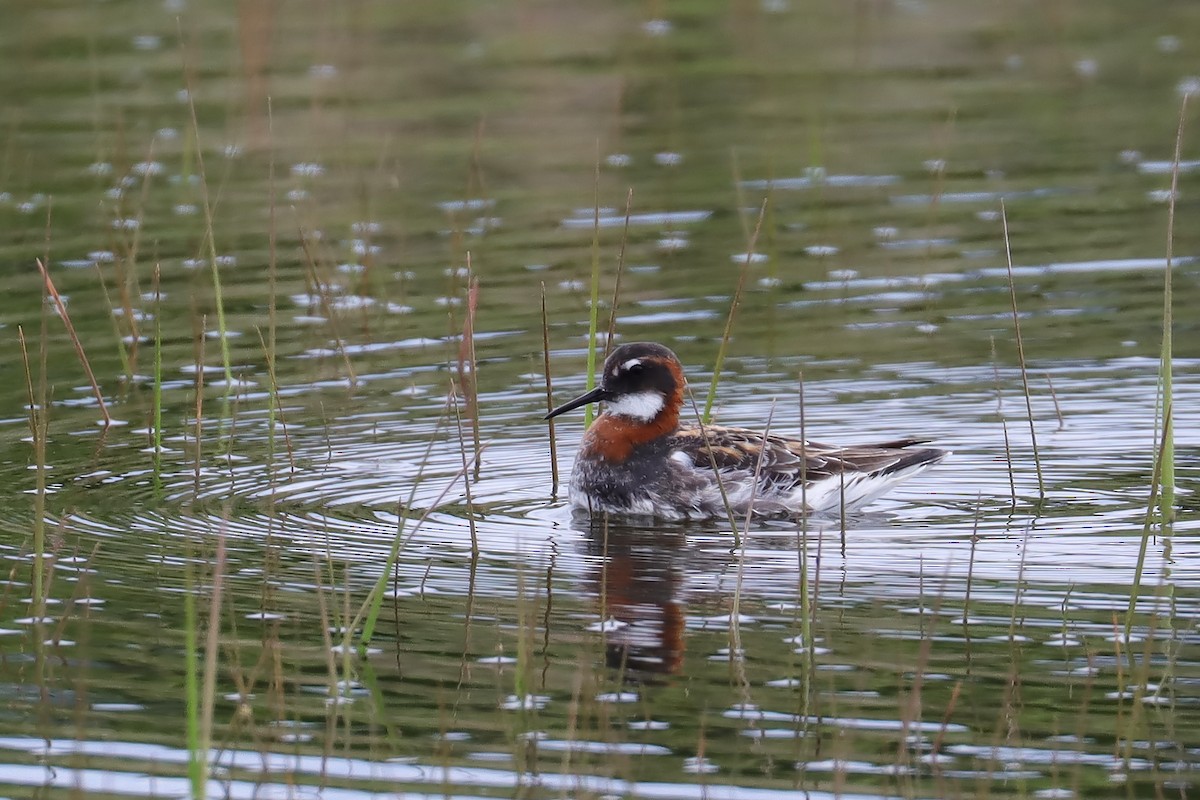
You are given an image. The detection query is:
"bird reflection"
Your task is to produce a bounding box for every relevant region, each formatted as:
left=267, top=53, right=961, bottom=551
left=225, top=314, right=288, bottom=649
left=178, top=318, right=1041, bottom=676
left=581, top=519, right=689, bottom=676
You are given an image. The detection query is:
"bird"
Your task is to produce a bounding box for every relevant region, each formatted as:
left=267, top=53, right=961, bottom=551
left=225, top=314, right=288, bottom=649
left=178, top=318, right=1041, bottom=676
left=545, top=341, right=948, bottom=520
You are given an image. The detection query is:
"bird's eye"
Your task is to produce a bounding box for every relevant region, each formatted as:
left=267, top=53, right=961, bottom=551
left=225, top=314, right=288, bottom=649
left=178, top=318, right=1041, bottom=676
left=628, top=363, right=645, bottom=375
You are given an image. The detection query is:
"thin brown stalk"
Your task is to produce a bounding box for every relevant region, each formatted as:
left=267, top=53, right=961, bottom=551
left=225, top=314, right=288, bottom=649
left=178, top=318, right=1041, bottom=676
left=603, top=188, right=634, bottom=359
left=1156, top=92, right=1187, bottom=521
left=1045, top=372, right=1064, bottom=431
left=198, top=520, right=228, bottom=783
left=991, top=336, right=1017, bottom=506
left=1123, top=402, right=1172, bottom=647
left=178, top=20, right=233, bottom=386
left=255, top=328, right=295, bottom=471
left=584, top=142, right=602, bottom=429
left=928, top=680, right=963, bottom=778
left=451, top=383, right=479, bottom=554
left=541, top=284, right=559, bottom=494
left=116, top=136, right=157, bottom=366
left=704, top=198, right=768, bottom=423
left=93, top=262, right=133, bottom=381
left=685, top=388, right=742, bottom=549
left=266, top=96, right=281, bottom=452
left=193, top=316, right=207, bottom=500
left=1000, top=201, right=1044, bottom=499
left=963, top=498, right=982, bottom=657
left=728, top=403, right=776, bottom=710
left=298, top=227, right=358, bottom=386
left=730, top=147, right=750, bottom=244
left=456, top=269, right=481, bottom=473
left=36, top=258, right=112, bottom=426
left=17, top=326, right=47, bottom=617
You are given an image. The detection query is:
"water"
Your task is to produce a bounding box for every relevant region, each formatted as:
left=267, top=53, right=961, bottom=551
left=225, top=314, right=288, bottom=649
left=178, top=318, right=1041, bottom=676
left=2, top=1, right=1199, bottom=797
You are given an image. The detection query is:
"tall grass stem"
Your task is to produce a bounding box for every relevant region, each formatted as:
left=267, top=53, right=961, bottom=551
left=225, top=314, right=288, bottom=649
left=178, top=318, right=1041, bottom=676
left=704, top=199, right=768, bottom=423
left=541, top=284, right=559, bottom=493
left=603, top=188, right=634, bottom=359
left=36, top=259, right=112, bottom=426
left=1155, top=94, right=1187, bottom=521
left=1000, top=203, right=1044, bottom=499
left=584, top=146, right=602, bottom=428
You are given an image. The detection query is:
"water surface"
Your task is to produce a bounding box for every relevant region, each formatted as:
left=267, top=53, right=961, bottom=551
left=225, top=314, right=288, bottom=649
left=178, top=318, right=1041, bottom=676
left=1, top=1, right=1198, bottom=797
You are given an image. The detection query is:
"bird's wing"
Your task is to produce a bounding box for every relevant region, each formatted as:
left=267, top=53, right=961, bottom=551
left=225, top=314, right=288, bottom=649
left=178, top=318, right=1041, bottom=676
left=671, top=425, right=940, bottom=485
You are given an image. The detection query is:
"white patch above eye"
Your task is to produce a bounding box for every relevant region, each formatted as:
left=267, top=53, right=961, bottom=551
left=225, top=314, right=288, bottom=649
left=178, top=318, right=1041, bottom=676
left=605, top=390, right=664, bottom=422
left=621, top=358, right=643, bottom=372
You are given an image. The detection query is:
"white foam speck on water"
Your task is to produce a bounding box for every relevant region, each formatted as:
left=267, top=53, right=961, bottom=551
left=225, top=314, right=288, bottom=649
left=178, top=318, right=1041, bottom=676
left=878, top=237, right=956, bottom=250
left=642, top=18, right=673, bottom=36
left=438, top=198, right=493, bottom=213
left=596, top=692, right=639, bottom=704
left=502, top=694, right=549, bottom=711
left=742, top=174, right=900, bottom=190
left=683, top=757, right=721, bottom=774
left=628, top=720, right=670, bottom=730
left=617, top=310, right=718, bottom=325
left=561, top=210, right=711, bottom=229
left=891, top=187, right=1061, bottom=205
left=1136, top=159, right=1200, bottom=173
left=587, top=617, right=627, bottom=632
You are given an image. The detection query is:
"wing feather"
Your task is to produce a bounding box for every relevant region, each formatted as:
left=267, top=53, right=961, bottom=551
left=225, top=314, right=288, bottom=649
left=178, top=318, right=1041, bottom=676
left=669, top=425, right=944, bottom=489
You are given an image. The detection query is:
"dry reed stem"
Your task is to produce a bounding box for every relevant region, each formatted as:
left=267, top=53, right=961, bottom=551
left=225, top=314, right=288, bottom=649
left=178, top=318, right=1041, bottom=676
left=1156, top=92, right=1188, bottom=521
left=178, top=20, right=233, bottom=386
left=991, top=336, right=1017, bottom=506
left=685, top=388, right=742, bottom=548
left=198, top=519, right=228, bottom=786
left=451, top=382, right=479, bottom=553
left=728, top=403, right=776, bottom=709
left=603, top=188, right=634, bottom=359
left=923, top=109, right=955, bottom=261
left=36, top=259, right=112, bottom=426
left=356, top=435, right=486, bottom=646
left=1045, top=372, right=1064, bottom=431
left=730, top=147, right=750, bottom=244
left=1000, top=201, right=1044, bottom=499
left=298, top=227, right=358, bottom=386
left=93, top=261, right=133, bottom=381
left=151, top=263, right=163, bottom=463
left=584, top=142, right=603, bottom=429
left=540, top=284, right=559, bottom=493
left=704, top=198, right=768, bottom=423
left=255, top=327, right=296, bottom=471
left=456, top=269, right=481, bottom=473
left=193, top=316, right=207, bottom=499
left=1124, top=402, right=1172, bottom=646
left=929, top=680, right=963, bottom=778
left=266, top=96, right=281, bottom=451
left=16, top=326, right=47, bottom=615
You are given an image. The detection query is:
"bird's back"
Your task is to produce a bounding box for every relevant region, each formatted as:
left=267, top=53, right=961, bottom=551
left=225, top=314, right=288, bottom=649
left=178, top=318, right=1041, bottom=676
left=666, top=425, right=948, bottom=514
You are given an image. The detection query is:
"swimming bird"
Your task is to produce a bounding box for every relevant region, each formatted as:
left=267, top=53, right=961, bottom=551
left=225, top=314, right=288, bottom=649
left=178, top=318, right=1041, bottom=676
left=545, top=342, right=948, bottom=520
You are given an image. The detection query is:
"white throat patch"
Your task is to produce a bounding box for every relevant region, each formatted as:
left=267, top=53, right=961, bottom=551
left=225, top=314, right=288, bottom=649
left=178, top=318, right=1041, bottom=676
left=605, top=391, right=665, bottom=422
